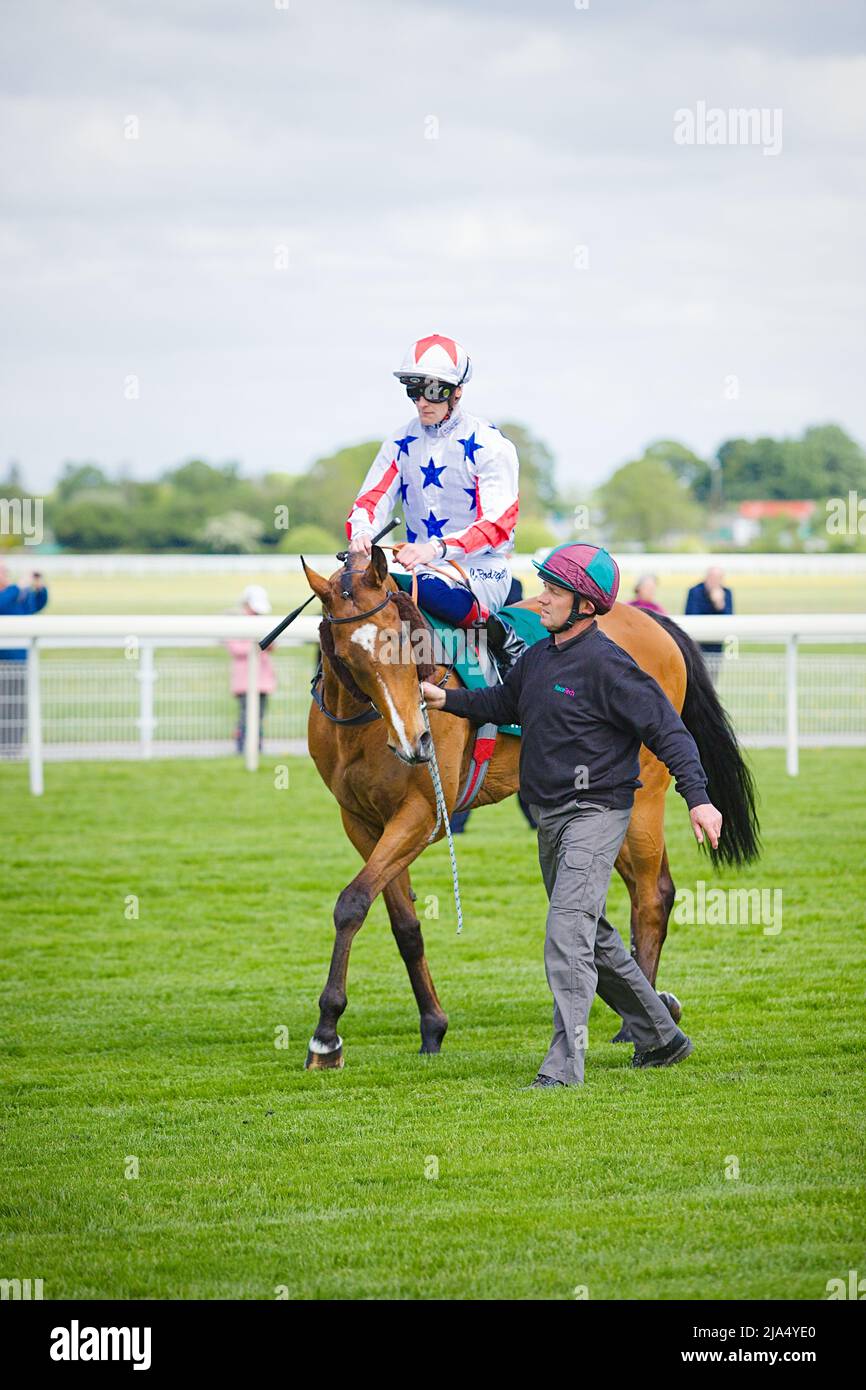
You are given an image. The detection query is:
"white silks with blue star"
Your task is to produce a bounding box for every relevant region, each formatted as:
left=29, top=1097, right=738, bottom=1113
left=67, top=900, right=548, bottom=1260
left=346, top=406, right=520, bottom=615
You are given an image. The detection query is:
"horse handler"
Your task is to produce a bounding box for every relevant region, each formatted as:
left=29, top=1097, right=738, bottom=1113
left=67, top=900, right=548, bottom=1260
left=421, top=543, right=723, bottom=1088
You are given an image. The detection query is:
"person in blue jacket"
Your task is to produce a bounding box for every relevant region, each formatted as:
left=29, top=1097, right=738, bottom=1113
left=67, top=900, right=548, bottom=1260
left=0, top=563, right=49, bottom=756
left=685, top=566, right=733, bottom=656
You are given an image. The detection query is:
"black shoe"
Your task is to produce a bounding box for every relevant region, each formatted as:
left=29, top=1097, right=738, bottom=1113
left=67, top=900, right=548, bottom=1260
left=485, top=612, right=527, bottom=674
left=632, top=1028, right=694, bottom=1069
left=524, top=1073, right=566, bottom=1089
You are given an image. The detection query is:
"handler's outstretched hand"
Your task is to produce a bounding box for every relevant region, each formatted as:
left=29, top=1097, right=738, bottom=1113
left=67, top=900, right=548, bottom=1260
left=690, top=802, right=723, bottom=850
left=420, top=680, right=447, bottom=709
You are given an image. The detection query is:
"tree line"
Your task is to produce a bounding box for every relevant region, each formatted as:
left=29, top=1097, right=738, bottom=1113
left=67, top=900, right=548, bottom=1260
left=1, top=422, right=863, bottom=554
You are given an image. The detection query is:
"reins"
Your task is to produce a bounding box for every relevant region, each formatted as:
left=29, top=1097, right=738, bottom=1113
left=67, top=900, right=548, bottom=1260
left=418, top=689, right=464, bottom=933
left=262, top=520, right=466, bottom=932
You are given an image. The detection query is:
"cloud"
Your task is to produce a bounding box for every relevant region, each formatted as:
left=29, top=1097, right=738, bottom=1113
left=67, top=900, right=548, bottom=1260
left=0, top=0, right=863, bottom=491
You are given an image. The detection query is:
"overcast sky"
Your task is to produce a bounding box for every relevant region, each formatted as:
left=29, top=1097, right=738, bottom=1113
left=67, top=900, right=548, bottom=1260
left=1, top=0, right=864, bottom=495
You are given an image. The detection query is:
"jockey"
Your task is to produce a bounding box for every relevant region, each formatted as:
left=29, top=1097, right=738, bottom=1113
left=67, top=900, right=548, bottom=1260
left=346, top=333, right=524, bottom=666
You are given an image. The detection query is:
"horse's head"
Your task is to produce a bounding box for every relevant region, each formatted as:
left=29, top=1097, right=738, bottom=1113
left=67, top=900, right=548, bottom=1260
left=302, top=546, right=437, bottom=764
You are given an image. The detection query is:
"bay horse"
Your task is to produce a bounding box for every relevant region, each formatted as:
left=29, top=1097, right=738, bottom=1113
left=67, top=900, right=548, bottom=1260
left=300, top=544, right=759, bottom=1069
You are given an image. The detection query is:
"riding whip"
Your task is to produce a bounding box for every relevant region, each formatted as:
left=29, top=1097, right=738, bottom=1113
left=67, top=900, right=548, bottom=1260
left=259, top=518, right=402, bottom=650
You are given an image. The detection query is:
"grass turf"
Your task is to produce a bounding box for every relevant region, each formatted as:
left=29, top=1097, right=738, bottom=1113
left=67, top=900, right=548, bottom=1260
left=1, top=750, right=864, bottom=1300
left=23, top=566, right=866, bottom=616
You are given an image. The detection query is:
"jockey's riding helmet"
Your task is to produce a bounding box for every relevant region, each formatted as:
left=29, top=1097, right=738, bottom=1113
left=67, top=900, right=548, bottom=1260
left=532, top=543, right=620, bottom=623
left=394, top=334, right=472, bottom=401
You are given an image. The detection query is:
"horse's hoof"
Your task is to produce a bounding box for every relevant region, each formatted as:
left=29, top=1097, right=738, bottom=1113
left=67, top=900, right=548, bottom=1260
left=658, top=991, right=682, bottom=1023
left=304, top=1035, right=344, bottom=1070
left=419, top=1012, right=448, bottom=1054
left=610, top=1025, right=634, bottom=1044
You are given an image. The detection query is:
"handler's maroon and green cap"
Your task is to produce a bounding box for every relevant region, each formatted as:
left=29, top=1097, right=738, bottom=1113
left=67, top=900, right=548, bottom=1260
left=532, top=542, right=620, bottom=615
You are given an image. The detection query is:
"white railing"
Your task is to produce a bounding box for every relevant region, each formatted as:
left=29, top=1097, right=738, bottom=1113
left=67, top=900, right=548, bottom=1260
left=9, top=550, right=866, bottom=577
left=2, top=614, right=865, bottom=795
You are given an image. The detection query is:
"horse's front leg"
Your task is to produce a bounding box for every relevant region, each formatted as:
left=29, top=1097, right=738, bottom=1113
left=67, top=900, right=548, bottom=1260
left=305, top=794, right=437, bottom=1070
left=304, top=867, right=370, bottom=1071
left=384, top=867, right=449, bottom=1055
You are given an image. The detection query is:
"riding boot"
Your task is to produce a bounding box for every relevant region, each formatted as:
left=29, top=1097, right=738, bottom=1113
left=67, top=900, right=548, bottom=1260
left=485, top=612, right=527, bottom=675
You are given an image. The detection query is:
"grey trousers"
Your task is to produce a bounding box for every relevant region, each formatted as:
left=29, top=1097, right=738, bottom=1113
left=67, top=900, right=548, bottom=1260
left=528, top=799, right=679, bottom=1085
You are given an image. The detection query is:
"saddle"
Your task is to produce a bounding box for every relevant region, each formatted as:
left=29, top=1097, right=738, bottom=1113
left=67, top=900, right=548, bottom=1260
left=388, top=570, right=546, bottom=813
left=310, top=543, right=545, bottom=814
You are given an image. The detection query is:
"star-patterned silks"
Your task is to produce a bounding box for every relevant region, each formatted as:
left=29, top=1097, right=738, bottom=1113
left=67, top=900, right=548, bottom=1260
left=420, top=457, right=447, bottom=489
left=422, top=512, right=449, bottom=539
left=346, top=409, right=518, bottom=578
left=457, top=432, right=483, bottom=464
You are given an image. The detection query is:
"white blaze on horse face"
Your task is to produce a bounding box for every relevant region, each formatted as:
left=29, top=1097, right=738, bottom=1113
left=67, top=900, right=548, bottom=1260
left=376, top=674, right=413, bottom=757
left=350, top=623, right=414, bottom=757
left=350, top=623, right=378, bottom=656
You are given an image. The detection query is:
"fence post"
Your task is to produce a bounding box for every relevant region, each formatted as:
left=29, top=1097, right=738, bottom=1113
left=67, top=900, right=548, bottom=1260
left=137, top=641, right=156, bottom=758
left=245, top=642, right=260, bottom=772
left=785, top=634, right=799, bottom=777
left=27, top=638, right=44, bottom=796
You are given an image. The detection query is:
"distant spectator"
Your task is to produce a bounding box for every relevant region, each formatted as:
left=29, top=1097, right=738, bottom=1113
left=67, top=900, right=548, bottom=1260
left=628, top=573, right=666, bottom=616
left=225, top=584, right=276, bottom=754
left=685, top=567, right=734, bottom=675
left=0, top=564, right=49, bottom=758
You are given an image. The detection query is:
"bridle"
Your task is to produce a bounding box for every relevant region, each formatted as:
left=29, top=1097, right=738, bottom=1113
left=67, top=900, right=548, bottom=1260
left=311, top=557, right=452, bottom=726
left=310, top=547, right=465, bottom=932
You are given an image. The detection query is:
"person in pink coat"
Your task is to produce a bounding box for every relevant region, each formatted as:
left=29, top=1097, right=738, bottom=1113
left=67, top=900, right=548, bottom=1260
left=225, top=585, right=277, bottom=753
left=627, top=573, right=667, bottom=616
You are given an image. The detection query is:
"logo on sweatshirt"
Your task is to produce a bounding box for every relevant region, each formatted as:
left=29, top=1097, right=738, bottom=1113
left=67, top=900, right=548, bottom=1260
left=553, top=683, right=575, bottom=698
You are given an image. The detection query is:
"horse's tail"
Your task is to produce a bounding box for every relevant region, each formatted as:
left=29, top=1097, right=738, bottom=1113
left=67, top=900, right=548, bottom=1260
left=647, top=612, right=761, bottom=868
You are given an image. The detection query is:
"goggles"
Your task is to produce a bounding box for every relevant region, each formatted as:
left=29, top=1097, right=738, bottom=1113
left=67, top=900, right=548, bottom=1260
left=397, top=375, right=457, bottom=403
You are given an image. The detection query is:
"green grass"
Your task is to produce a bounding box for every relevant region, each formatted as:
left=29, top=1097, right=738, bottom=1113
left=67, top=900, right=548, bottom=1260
left=31, top=567, right=866, bottom=616
left=1, top=751, right=864, bottom=1300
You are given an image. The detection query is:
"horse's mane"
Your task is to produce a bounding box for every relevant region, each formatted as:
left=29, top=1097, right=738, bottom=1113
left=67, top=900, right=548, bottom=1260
left=391, top=589, right=437, bottom=682
left=318, top=586, right=436, bottom=704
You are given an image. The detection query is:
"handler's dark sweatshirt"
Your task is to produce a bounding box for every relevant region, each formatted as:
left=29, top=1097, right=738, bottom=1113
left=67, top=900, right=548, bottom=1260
left=441, top=620, right=709, bottom=811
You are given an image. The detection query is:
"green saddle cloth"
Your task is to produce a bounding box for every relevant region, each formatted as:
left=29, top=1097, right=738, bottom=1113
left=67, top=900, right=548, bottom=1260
left=390, top=571, right=547, bottom=737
